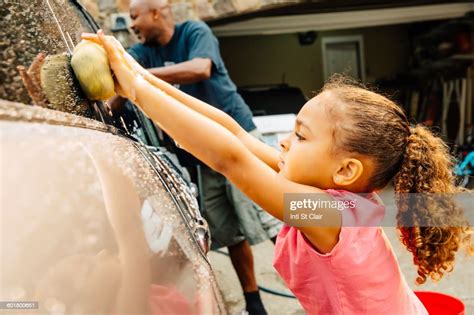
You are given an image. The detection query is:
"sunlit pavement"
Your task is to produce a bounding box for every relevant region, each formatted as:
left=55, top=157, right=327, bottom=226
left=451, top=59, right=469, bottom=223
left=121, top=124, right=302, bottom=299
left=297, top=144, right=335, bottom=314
left=209, top=240, right=305, bottom=315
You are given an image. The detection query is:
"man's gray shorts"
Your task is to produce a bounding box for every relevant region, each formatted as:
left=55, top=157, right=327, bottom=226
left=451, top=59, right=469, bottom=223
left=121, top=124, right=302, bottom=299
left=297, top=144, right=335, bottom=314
left=199, top=129, right=282, bottom=249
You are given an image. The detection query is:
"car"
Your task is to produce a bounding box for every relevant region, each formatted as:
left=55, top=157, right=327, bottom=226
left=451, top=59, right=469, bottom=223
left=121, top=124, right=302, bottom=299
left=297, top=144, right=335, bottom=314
left=0, top=1, right=225, bottom=314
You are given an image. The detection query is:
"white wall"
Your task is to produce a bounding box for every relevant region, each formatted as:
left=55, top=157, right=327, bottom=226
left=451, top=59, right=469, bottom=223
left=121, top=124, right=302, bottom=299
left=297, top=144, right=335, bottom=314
left=218, top=24, right=411, bottom=98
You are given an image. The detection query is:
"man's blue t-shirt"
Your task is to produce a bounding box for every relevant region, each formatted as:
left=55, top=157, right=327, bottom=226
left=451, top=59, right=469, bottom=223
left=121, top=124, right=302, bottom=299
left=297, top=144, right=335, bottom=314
left=128, top=20, right=256, bottom=132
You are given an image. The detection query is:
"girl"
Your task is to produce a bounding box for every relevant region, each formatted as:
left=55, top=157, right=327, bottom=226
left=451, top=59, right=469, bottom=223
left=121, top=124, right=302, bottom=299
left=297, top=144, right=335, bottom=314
left=83, top=31, right=473, bottom=314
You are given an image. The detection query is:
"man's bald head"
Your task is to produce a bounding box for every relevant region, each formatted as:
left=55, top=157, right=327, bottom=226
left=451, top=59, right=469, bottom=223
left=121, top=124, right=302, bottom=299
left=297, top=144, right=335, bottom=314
left=129, top=0, right=174, bottom=45
left=130, top=0, right=169, bottom=10
left=130, top=0, right=172, bottom=19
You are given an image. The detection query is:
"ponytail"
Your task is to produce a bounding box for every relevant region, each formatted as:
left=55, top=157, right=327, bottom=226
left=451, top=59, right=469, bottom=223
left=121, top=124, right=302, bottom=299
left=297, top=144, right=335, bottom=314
left=394, top=125, right=473, bottom=284
left=320, top=77, right=472, bottom=284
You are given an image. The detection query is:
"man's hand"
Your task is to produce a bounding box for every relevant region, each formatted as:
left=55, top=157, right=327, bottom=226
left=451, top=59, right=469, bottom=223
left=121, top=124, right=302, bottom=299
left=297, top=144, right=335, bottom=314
left=106, top=94, right=128, bottom=113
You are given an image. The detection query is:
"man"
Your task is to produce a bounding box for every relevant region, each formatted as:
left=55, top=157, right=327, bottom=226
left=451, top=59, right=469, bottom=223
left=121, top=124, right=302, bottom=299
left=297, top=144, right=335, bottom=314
left=109, top=1, right=281, bottom=314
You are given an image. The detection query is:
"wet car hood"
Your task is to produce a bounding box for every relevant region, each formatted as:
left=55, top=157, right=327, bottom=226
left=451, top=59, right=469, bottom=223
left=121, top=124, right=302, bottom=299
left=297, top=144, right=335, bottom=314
left=0, top=100, right=225, bottom=314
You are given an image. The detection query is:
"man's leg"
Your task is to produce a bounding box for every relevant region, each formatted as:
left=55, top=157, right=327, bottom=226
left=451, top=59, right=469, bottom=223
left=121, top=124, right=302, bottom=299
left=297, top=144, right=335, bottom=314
left=228, top=240, right=267, bottom=315
left=199, top=166, right=267, bottom=315
left=228, top=239, right=257, bottom=292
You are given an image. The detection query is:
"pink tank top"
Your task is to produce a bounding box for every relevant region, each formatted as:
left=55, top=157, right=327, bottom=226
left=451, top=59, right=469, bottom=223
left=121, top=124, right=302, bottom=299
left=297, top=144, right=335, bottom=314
left=273, top=189, right=428, bottom=315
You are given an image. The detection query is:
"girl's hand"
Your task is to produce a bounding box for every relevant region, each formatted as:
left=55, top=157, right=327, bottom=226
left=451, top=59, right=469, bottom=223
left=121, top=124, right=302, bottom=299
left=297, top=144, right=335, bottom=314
left=82, top=32, right=159, bottom=90
left=81, top=31, right=144, bottom=103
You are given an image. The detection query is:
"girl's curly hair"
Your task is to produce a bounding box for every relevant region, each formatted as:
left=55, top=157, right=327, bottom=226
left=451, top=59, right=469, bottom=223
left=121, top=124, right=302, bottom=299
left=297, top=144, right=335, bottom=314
left=322, top=74, right=473, bottom=284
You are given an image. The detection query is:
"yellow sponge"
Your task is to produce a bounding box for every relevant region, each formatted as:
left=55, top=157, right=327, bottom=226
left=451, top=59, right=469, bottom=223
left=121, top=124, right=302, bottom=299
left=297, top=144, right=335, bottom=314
left=71, top=40, right=115, bottom=101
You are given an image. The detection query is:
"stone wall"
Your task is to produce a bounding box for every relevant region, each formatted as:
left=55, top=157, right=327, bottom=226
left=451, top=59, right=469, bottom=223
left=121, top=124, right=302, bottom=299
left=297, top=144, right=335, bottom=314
left=81, top=0, right=303, bottom=28
left=78, top=0, right=302, bottom=48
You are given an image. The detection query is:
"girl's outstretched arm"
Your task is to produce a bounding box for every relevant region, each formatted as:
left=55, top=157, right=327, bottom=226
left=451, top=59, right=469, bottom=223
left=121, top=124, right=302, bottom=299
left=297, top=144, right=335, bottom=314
left=144, top=74, right=280, bottom=171
left=81, top=33, right=280, bottom=171
left=94, top=31, right=342, bottom=254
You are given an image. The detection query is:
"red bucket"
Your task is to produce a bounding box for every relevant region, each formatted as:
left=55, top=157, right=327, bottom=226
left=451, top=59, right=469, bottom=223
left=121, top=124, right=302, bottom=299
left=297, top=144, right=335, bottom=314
left=415, top=291, right=465, bottom=315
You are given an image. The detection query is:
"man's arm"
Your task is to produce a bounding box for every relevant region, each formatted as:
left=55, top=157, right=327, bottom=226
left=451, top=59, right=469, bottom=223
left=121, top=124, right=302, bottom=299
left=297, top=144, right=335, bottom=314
left=148, top=57, right=211, bottom=84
